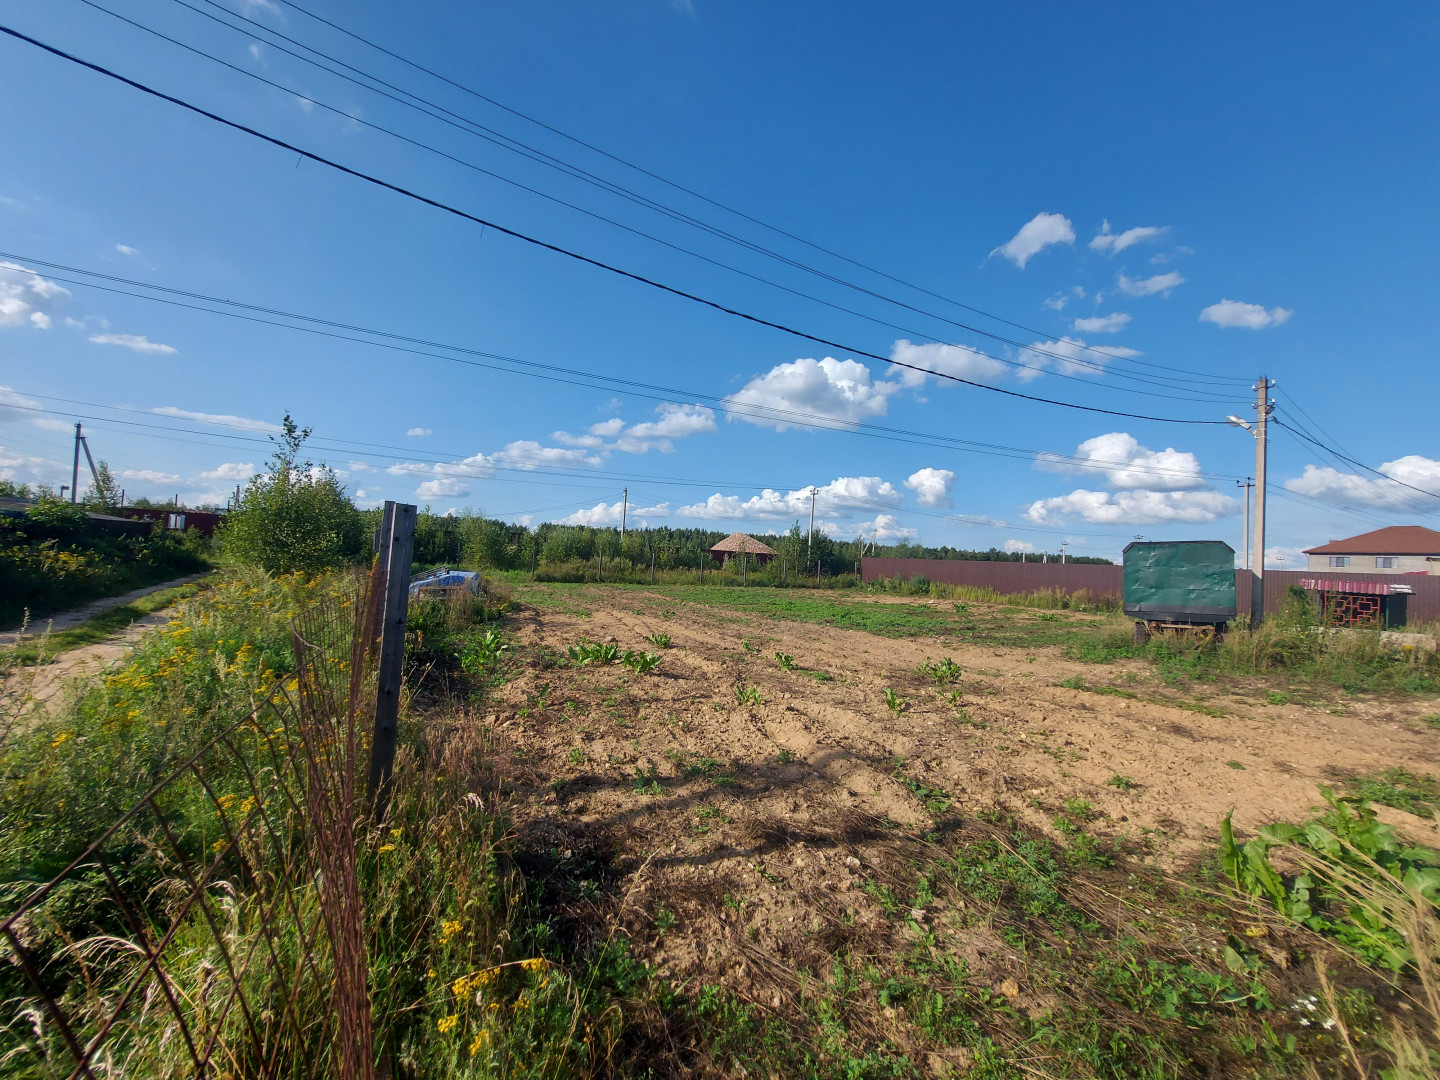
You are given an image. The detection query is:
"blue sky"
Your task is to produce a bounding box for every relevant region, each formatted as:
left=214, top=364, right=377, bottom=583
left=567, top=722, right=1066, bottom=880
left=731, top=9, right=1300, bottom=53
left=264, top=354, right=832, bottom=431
left=2, top=0, right=1437, bottom=563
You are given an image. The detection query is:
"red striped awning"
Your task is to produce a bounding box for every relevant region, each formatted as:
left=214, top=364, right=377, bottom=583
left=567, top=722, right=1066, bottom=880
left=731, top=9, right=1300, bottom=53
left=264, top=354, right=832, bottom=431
left=1297, top=577, right=1391, bottom=595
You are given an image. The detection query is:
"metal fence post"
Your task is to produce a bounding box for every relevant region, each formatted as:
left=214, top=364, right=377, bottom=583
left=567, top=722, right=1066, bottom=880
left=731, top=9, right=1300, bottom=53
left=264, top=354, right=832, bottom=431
left=369, top=501, right=416, bottom=824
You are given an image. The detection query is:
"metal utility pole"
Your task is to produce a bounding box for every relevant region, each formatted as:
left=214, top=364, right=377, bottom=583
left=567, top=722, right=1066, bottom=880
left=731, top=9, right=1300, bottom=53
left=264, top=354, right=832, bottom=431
left=1236, top=478, right=1254, bottom=570
left=807, top=487, right=816, bottom=556
left=620, top=487, right=627, bottom=540
left=71, top=423, right=82, bottom=503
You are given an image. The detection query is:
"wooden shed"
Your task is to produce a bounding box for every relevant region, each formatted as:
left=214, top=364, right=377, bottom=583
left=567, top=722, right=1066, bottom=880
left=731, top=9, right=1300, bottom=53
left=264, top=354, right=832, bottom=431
left=709, top=532, right=776, bottom=566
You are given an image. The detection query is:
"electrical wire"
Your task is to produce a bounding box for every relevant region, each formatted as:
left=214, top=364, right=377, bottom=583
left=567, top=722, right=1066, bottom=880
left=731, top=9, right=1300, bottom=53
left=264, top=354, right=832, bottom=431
left=1273, top=417, right=1440, bottom=504
left=0, top=23, right=1238, bottom=425
left=63, top=0, right=1248, bottom=404
left=1, top=253, right=1248, bottom=491
left=222, top=0, right=1253, bottom=389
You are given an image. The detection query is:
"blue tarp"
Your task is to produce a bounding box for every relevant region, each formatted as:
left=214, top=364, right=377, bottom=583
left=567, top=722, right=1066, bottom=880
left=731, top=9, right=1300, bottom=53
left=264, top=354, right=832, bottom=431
left=409, top=569, right=480, bottom=597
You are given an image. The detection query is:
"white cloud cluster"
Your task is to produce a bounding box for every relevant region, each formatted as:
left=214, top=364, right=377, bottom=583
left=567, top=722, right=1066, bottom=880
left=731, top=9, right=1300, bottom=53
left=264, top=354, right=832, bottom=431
left=1026, top=431, right=1232, bottom=525
left=1199, top=299, right=1293, bottom=329
left=0, top=444, right=58, bottom=487
left=904, top=467, right=956, bottom=508
left=391, top=438, right=605, bottom=499
left=1043, top=286, right=1085, bottom=311
left=1286, top=456, right=1440, bottom=509
left=152, top=407, right=281, bottom=432
left=841, top=514, right=918, bottom=542
left=678, top=475, right=901, bottom=522
left=889, top=340, right=1007, bottom=387
left=559, top=500, right=671, bottom=527
left=1117, top=271, right=1185, bottom=297
left=0, top=261, right=69, bottom=330
left=556, top=403, right=716, bottom=452
left=1016, top=337, right=1139, bottom=382
left=200, top=462, right=257, bottom=481
left=1037, top=432, right=1205, bottom=491
left=1090, top=221, right=1168, bottom=255
left=1071, top=313, right=1130, bottom=334
left=406, top=427, right=432, bottom=437
left=990, top=212, right=1075, bottom=268
left=1004, top=539, right=1037, bottom=554
left=417, top=477, right=470, bottom=499
left=725, top=358, right=900, bottom=430
left=1025, top=488, right=1237, bottom=525
left=122, top=468, right=181, bottom=484
left=90, top=332, right=177, bottom=355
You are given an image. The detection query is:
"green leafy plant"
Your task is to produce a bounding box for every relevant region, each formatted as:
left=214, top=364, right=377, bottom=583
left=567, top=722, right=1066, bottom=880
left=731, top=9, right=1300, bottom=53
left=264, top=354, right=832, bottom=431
left=568, top=640, right=620, bottom=666
left=883, top=688, right=906, bottom=717
left=1220, top=790, right=1440, bottom=970
left=460, top=627, right=509, bottom=678
left=632, top=765, right=664, bottom=796
left=920, top=656, right=963, bottom=686
left=1106, top=774, right=1138, bottom=792
left=566, top=747, right=586, bottom=765
left=775, top=651, right=795, bottom=671
left=733, top=682, right=764, bottom=707
left=644, top=633, right=673, bottom=649
left=622, top=650, right=663, bottom=674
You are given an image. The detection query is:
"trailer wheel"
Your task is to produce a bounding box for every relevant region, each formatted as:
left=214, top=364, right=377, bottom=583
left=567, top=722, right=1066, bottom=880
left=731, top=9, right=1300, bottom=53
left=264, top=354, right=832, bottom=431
left=1132, top=621, right=1150, bottom=646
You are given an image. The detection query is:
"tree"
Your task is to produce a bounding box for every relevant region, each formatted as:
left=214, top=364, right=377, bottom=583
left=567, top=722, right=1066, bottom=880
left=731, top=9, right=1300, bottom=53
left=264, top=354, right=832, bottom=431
left=217, top=414, right=364, bottom=574
left=82, top=460, right=123, bottom=511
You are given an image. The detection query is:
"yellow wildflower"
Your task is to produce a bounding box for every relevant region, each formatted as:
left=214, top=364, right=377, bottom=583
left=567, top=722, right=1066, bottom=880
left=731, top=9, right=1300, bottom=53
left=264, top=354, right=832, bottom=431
left=436, top=1014, right=458, bottom=1034
left=378, top=844, right=395, bottom=853
left=389, top=828, right=402, bottom=839
left=427, top=968, right=436, bottom=979
left=440, top=919, right=463, bottom=942
left=520, top=957, right=545, bottom=973
left=468, top=1031, right=490, bottom=1056
left=51, top=732, right=72, bottom=749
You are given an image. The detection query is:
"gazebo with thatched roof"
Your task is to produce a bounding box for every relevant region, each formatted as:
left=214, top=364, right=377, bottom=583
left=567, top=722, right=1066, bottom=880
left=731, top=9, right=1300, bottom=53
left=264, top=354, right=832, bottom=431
left=708, top=532, right=777, bottom=566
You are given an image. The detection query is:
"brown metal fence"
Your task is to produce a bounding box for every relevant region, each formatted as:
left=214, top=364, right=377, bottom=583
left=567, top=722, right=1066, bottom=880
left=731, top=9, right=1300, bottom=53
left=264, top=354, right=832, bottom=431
left=862, top=558, right=1440, bottom=624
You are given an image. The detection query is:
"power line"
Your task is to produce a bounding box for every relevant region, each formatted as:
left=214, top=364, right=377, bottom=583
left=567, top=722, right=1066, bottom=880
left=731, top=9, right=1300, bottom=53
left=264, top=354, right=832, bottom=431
left=0, top=23, right=1236, bottom=426
left=1272, top=417, right=1440, bottom=504
left=251, top=0, right=1251, bottom=389
left=63, top=0, right=1247, bottom=405
left=1, top=253, right=1246, bottom=486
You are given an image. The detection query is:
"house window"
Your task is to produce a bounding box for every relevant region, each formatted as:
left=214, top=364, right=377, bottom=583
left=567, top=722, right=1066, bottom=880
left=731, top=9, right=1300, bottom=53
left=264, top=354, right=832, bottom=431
left=166, top=513, right=186, bottom=530
left=1376, top=556, right=1398, bottom=569
left=1329, top=556, right=1350, bottom=567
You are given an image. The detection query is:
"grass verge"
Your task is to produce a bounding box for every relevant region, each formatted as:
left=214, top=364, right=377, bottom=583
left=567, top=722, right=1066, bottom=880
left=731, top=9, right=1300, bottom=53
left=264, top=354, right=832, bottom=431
left=3, top=579, right=207, bottom=665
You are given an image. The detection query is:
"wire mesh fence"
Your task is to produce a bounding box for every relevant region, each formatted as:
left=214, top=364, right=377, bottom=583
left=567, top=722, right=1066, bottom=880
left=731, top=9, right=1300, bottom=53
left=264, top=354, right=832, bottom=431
left=0, top=569, right=385, bottom=1080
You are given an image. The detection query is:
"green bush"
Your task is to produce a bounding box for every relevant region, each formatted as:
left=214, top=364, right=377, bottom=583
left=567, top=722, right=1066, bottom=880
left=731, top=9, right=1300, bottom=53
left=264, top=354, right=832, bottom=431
left=217, top=415, right=364, bottom=574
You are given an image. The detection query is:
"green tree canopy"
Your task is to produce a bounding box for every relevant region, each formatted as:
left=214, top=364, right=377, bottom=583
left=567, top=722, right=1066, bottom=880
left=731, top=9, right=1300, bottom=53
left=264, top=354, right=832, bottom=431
left=217, top=414, right=364, bottom=574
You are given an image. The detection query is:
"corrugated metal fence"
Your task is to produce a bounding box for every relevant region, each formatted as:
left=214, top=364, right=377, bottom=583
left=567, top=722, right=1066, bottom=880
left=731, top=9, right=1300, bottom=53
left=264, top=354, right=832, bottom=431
left=860, top=558, right=1440, bottom=624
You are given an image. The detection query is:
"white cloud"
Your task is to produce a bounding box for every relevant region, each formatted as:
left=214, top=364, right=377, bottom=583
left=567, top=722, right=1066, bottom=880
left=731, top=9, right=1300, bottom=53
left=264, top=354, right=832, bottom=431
left=1004, top=539, right=1037, bottom=554
left=1089, top=221, right=1168, bottom=255
left=417, top=477, right=470, bottom=499
left=1036, top=432, right=1206, bottom=491
left=1266, top=546, right=1307, bottom=568
left=152, top=407, right=280, bottom=432
left=34, top=416, right=72, bottom=431
left=248, top=42, right=264, bottom=61
left=724, top=357, right=901, bottom=430
left=1285, top=456, right=1440, bottom=509
left=121, top=468, right=180, bottom=484
left=405, top=427, right=432, bottom=437
left=1024, top=488, right=1237, bottom=525
left=89, top=333, right=177, bottom=355
left=0, top=261, right=69, bottom=329
left=554, top=404, right=716, bottom=454
left=115, top=244, right=138, bottom=256
left=905, top=467, right=956, bottom=508
left=990, top=212, right=1074, bottom=268
left=0, top=445, right=60, bottom=487
left=889, top=340, right=1007, bottom=388
left=678, top=475, right=901, bottom=522
left=1070, top=312, right=1131, bottom=334
left=0, top=385, right=41, bottom=423
left=199, top=461, right=257, bottom=481
left=1117, top=271, right=1185, bottom=298
left=295, top=96, right=315, bottom=112
left=494, top=441, right=602, bottom=470
left=1016, top=337, right=1140, bottom=382
left=1199, top=299, right=1293, bottom=330
left=842, top=514, right=918, bottom=542
left=1043, top=286, right=1085, bottom=311
left=559, top=500, right=670, bottom=527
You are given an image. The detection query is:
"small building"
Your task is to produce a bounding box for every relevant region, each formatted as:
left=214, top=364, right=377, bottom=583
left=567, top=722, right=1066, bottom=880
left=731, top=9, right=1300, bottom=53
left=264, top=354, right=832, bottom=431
left=708, top=533, right=776, bottom=566
left=1303, top=526, right=1440, bottom=575
left=120, top=507, right=227, bottom=538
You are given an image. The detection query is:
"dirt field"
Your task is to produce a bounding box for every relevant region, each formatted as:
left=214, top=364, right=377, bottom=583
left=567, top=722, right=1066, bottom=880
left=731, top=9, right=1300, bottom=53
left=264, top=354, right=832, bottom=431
left=466, top=582, right=1439, bottom=1073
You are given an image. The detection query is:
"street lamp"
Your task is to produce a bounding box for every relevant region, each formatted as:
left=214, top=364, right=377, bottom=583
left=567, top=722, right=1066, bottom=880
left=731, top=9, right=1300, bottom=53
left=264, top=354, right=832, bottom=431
left=1228, top=381, right=1274, bottom=626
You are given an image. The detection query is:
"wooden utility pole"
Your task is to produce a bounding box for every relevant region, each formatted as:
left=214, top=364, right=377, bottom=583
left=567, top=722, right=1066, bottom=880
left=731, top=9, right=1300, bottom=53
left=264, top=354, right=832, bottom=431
left=620, top=487, right=627, bottom=540
left=1252, top=378, right=1273, bottom=626
left=807, top=487, right=816, bottom=557
left=70, top=423, right=81, bottom=503
left=369, top=500, right=417, bottom=824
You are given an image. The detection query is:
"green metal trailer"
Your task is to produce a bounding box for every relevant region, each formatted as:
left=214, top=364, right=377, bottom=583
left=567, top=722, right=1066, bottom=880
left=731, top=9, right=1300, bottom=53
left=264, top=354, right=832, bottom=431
left=1123, top=540, right=1237, bottom=643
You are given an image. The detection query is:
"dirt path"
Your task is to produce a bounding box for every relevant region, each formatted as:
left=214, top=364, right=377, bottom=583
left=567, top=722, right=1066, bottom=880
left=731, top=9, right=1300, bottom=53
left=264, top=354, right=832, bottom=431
left=0, top=573, right=210, bottom=645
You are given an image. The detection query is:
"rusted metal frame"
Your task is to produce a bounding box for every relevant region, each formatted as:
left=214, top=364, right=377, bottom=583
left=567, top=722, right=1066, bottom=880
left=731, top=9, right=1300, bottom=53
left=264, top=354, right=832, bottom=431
left=0, top=924, right=98, bottom=1079
left=0, top=693, right=277, bottom=935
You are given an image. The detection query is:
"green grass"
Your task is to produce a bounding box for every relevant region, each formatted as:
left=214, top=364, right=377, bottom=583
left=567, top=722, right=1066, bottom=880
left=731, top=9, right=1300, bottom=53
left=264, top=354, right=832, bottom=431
left=1333, top=767, right=1440, bottom=819
left=3, top=580, right=208, bottom=665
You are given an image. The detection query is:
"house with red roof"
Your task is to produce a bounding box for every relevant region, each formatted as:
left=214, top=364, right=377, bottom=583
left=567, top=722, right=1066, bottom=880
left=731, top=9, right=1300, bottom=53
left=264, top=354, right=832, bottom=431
left=1303, top=526, right=1440, bottom=575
